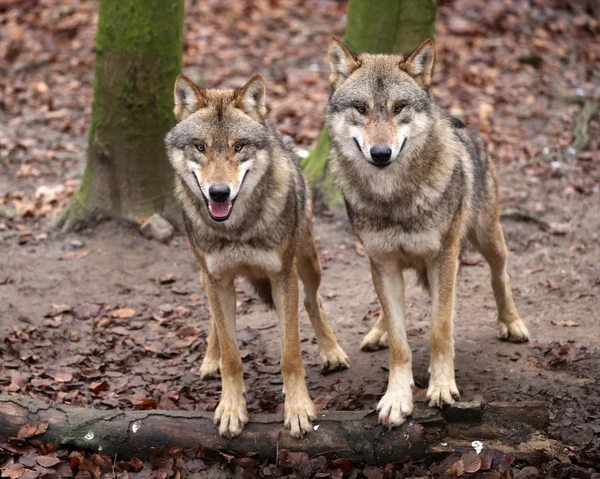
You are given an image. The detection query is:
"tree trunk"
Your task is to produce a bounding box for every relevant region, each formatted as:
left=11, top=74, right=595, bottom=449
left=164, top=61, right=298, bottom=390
left=57, top=0, right=184, bottom=231
left=0, top=395, right=554, bottom=464
left=303, top=0, right=437, bottom=208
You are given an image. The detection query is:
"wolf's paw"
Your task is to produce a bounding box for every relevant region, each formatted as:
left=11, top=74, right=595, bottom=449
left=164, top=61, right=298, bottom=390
left=360, top=329, right=389, bottom=351
left=199, top=357, right=220, bottom=379
left=377, top=384, right=414, bottom=428
left=426, top=380, right=460, bottom=408
left=320, top=343, right=350, bottom=371
left=214, top=393, right=248, bottom=438
left=498, top=319, right=530, bottom=343
left=284, top=390, right=317, bottom=438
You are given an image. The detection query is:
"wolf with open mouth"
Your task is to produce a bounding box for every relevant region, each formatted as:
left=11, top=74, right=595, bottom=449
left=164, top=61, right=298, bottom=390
left=165, top=74, right=349, bottom=439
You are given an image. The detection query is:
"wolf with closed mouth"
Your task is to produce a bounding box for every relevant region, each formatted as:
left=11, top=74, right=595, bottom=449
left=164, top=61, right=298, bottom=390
left=165, top=74, right=349, bottom=438
left=325, top=37, right=530, bottom=428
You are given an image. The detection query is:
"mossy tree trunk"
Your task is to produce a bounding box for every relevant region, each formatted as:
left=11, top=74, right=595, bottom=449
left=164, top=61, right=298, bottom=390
left=58, top=0, right=184, bottom=231
left=303, top=0, right=437, bottom=208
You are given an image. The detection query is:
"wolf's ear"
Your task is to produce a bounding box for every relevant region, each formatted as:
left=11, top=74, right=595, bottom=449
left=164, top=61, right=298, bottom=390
left=174, top=74, right=205, bottom=122
left=401, top=39, right=435, bottom=88
left=235, top=75, right=267, bottom=122
left=328, top=37, right=360, bottom=89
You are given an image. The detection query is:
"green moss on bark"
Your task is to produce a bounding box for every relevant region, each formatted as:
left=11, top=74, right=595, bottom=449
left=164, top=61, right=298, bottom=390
left=59, top=0, right=184, bottom=231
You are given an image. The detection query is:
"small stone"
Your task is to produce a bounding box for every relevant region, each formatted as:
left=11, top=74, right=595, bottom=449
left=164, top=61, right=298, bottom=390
left=71, top=239, right=85, bottom=249
left=140, top=214, right=174, bottom=241
left=549, top=222, right=569, bottom=236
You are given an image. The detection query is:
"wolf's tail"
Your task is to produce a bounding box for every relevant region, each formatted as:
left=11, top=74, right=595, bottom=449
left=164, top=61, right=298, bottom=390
left=247, top=277, right=275, bottom=309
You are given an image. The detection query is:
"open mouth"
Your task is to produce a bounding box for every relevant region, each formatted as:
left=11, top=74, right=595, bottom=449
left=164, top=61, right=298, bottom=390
left=206, top=198, right=234, bottom=222
left=194, top=169, right=250, bottom=223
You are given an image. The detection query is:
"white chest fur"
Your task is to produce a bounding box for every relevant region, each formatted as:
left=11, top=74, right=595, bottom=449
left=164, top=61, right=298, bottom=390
left=359, top=227, right=441, bottom=258
left=204, top=247, right=282, bottom=276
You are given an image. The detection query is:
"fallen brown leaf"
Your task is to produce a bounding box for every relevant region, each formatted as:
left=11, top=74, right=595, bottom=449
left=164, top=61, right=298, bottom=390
left=461, top=451, right=481, bottom=474
left=313, top=395, right=333, bottom=412
left=19, top=470, right=39, bottom=479
left=60, top=250, right=90, bottom=260
left=558, top=320, right=579, bottom=327
left=111, top=308, right=136, bottom=319
left=55, top=373, right=73, bottom=383
left=479, top=453, right=493, bottom=471
left=111, top=326, right=130, bottom=336
left=36, top=456, right=60, bottom=468
left=523, top=265, right=544, bottom=275
left=449, top=458, right=464, bottom=477
left=46, top=304, right=71, bottom=317
left=159, top=273, right=176, bottom=284
left=17, top=422, right=48, bottom=439
left=2, top=463, right=25, bottom=479
left=328, top=458, right=352, bottom=475
left=90, top=380, right=109, bottom=393
left=129, top=458, right=144, bottom=473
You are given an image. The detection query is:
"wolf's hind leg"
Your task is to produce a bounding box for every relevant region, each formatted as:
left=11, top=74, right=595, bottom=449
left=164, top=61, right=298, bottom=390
left=471, top=215, right=529, bottom=342
left=199, top=314, right=221, bottom=378
left=297, top=241, right=350, bottom=371
left=360, top=311, right=389, bottom=351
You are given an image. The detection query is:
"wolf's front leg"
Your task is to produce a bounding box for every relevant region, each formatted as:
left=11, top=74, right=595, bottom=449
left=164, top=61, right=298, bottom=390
left=370, top=257, right=414, bottom=427
left=204, top=274, right=248, bottom=438
left=426, top=240, right=461, bottom=408
left=271, top=260, right=316, bottom=438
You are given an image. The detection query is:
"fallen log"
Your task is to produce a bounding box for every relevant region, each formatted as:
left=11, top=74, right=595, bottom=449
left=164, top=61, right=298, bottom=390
left=0, top=395, right=552, bottom=465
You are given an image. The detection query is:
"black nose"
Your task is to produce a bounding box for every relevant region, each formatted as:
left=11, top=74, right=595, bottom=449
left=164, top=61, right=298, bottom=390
left=370, top=145, right=392, bottom=163
left=208, top=185, right=231, bottom=202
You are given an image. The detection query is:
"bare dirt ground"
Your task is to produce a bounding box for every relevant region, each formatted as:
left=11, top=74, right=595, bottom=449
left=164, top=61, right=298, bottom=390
left=1, top=0, right=600, bottom=477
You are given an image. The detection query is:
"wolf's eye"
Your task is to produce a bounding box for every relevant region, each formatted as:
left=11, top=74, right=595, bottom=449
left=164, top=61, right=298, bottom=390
left=393, top=103, right=405, bottom=114
left=196, top=144, right=205, bottom=153
left=234, top=143, right=244, bottom=152
left=356, top=105, right=367, bottom=115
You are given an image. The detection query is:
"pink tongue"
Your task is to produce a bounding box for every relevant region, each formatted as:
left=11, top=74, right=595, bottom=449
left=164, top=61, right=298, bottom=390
left=209, top=200, right=232, bottom=218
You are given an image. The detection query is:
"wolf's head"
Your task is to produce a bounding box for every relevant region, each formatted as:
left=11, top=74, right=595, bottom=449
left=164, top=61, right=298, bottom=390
left=165, top=75, right=270, bottom=223
left=327, top=37, right=435, bottom=171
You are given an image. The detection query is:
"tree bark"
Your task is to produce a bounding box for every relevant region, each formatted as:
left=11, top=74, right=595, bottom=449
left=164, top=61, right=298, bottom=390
left=57, top=0, right=184, bottom=231
left=0, top=395, right=553, bottom=465
left=303, top=0, right=437, bottom=207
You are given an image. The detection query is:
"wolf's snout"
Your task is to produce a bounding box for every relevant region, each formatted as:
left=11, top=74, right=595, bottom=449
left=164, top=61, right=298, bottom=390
left=209, top=185, right=231, bottom=202
left=370, top=145, right=392, bottom=164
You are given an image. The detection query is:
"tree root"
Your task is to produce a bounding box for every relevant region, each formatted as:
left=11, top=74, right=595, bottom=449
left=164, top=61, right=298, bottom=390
left=54, top=194, right=97, bottom=233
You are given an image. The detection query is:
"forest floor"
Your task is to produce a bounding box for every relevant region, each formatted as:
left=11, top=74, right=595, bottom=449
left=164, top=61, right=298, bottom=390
left=1, top=0, right=599, bottom=478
